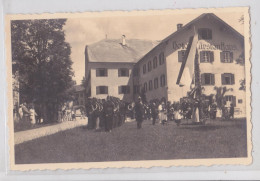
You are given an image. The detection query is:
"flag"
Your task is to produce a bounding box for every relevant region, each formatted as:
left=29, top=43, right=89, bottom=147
left=176, top=31, right=199, bottom=87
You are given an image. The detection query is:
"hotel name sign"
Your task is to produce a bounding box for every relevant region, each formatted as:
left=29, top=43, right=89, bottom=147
left=173, top=41, right=238, bottom=51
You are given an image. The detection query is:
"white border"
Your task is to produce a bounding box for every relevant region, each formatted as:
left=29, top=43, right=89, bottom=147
left=1, top=0, right=260, bottom=180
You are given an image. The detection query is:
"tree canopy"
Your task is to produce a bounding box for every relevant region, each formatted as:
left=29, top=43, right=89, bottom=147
left=11, top=19, right=74, bottom=122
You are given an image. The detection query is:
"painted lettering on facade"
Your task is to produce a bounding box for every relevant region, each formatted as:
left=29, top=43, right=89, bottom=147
left=173, top=41, right=237, bottom=51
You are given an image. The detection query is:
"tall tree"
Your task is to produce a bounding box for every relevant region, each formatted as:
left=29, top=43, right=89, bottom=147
left=11, top=19, right=74, bottom=123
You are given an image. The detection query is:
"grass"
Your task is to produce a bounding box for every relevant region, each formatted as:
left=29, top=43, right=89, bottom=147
left=14, top=118, right=247, bottom=164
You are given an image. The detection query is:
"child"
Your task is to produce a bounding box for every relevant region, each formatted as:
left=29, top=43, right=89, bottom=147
left=174, top=107, right=183, bottom=126
left=71, top=109, right=76, bottom=121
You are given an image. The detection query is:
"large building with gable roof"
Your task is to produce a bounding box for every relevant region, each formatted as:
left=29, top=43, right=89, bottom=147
left=85, top=13, right=246, bottom=117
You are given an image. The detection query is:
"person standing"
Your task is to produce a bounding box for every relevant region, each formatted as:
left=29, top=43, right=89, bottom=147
left=104, top=96, right=114, bottom=132
left=158, top=101, right=167, bottom=124
left=29, top=104, right=37, bottom=125
left=229, top=103, right=234, bottom=119
left=151, top=102, right=158, bottom=125
left=21, top=102, right=30, bottom=123
left=134, top=96, right=144, bottom=129
left=18, top=104, right=24, bottom=121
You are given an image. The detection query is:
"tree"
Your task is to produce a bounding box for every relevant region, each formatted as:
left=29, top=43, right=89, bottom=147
left=11, top=19, right=74, bottom=123
left=81, top=76, right=87, bottom=88
left=214, top=86, right=232, bottom=110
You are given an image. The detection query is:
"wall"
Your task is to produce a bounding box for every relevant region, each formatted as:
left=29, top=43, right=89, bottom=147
left=164, top=15, right=245, bottom=117
left=88, top=62, right=134, bottom=102
left=135, top=44, right=168, bottom=102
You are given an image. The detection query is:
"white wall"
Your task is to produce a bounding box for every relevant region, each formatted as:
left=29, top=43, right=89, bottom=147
left=88, top=62, right=134, bottom=102
left=164, top=15, right=245, bottom=117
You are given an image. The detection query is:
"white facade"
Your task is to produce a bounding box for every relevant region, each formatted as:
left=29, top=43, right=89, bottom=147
left=85, top=13, right=246, bottom=117
left=86, top=62, right=134, bottom=102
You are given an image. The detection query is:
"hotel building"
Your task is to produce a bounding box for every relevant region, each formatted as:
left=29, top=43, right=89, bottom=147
left=85, top=13, right=246, bottom=117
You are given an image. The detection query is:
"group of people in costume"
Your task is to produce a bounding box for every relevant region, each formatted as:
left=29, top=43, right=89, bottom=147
left=84, top=94, right=222, bottom=131
left=85, top=96, right=127, bottom=132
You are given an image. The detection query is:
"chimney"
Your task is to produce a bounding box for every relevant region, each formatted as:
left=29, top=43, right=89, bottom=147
left=122, top=35, right=126, bottom=46
left=177, top=24, right=183, bottom=30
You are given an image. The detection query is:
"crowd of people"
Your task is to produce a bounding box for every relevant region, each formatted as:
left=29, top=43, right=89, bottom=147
left=84, top=95, right=223, bottom=131
left=85, top=96, right=127, bottom=132
left=13, top=102, right=40, bottom=126
left=13, top=94, right=235, bottom=131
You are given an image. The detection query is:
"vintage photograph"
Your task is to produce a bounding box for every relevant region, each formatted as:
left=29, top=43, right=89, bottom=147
left=6, top=7, right=251, bottom=170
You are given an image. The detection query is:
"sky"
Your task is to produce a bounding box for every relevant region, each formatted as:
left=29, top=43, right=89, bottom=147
left=63, top=12, right=244, bottom=84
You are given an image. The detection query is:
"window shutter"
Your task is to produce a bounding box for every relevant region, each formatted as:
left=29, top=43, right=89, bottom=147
left=200, top=51, right=203, bottom=62
left=96, top=69, right=99, bottom=77
left=220, top=52, right=224, bottom=62
left=178, top=51, right=182, bottom=62
left=230, top=52, right=233, bottom=63
left=105, top=86, right=108, bottom=94
left=211, top=74, right=215, bottom=85
left=201, top=74, right=205, bottom=85
left=232, top=96, right=236, bottom=107
left=231, top=74, right=235, bottom=85
left=96, top=87, right=99, bottom=94
left=118, top=69, right=121, bottom=77
left=221, top=74, right=225, bottom=85
left=210, top=51, right=214, bottom=62
left=118, top=86, right=121, bottom=94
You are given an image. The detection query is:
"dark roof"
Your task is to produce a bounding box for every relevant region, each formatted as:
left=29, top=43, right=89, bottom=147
left=73, top=85, right=85, bottom=92
left=86, top=39, right=160, bottom=63
left=137, top=13, right=244, bottom=65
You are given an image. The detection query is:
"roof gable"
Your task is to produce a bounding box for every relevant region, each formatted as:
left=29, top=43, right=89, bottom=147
left=137, top=13, right=244, bottom=64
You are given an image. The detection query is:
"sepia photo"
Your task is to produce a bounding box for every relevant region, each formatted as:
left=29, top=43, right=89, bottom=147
left=6, top=7, right=251, bottom=170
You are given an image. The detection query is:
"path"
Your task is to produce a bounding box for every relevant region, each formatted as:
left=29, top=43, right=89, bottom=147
left=14, top=118, right=88, bottom=145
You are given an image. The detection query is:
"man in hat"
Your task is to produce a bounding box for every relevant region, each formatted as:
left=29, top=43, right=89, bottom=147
left=104, top=96, right=114, bottom=132
left=134, top=96, right=144, bottom=129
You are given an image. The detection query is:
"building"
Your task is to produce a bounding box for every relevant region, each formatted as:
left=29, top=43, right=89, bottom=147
left=85, top=13, right=246, bottom=117
left=85, top=38, right=160, bottom=102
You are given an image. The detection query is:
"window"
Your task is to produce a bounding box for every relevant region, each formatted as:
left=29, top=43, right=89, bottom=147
left=200, top=51, right=214, bottom=63
left=144, top=82, right=147, bottom=92
left=148, top=61, right=152, bottom=72
left=159, top=52, right=165, bottom=65
left=133, top=85, right=140, bottom=94
left=198, top=28, right=212, bottom=40
left=178, top=50, right=186, bottom=62
left=221, top=73, right=235, bottom=85
left=133, top=68, right=139, bottom=77
left=238, top=99, right=243, bottom=104
left=118, top=68, right=129, bottom=77
left=154, top=77, right=158, bottom=89
left=118, top=85, right=130, bottom=94
left=201, top=73, right=215, bottom=85
left=96, top=68, right=108, bottom=77
left=220, top=51, right=233, bottom=63
left=153, top=57, right=158, bottom=68
left=225, top=95, right=236, bottom=107
left=143, top=64, right=146, bottom=74
left=96, top=86, right=108, bottom=94
left=149, top=80, right=153, bottom=91
left=160, top=74, right=166, bottom=87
